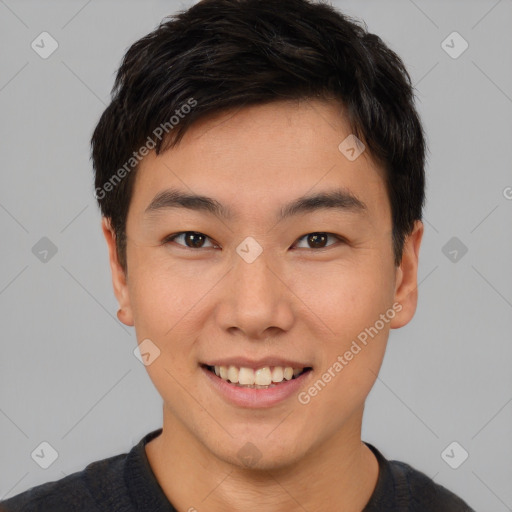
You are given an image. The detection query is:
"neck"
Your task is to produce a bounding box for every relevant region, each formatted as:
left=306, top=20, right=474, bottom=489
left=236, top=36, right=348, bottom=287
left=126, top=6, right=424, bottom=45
left=145, top=406, right=379, bottom=512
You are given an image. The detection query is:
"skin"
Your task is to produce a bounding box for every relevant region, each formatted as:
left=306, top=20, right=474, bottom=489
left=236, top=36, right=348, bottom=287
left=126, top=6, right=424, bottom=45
left=102, top=98, right=423, bottom=512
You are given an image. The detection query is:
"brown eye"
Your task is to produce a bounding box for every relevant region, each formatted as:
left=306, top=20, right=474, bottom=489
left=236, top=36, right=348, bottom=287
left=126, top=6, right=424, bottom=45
left=165, top=231, right=217, bottom=249
left=294, top=232, right=342, bottom=249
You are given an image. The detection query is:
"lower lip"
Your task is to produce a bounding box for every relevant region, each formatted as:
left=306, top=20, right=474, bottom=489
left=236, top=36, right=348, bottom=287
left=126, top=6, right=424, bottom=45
left=201, top=366, right=313, bottom=408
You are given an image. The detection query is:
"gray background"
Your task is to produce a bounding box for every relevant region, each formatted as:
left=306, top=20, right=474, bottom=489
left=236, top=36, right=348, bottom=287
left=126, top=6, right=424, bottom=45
left=1, top=0, right=511, bottom=510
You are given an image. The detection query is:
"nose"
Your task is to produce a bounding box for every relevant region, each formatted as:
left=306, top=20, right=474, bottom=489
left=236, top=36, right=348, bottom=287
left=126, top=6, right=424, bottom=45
left=216, top=246, right=295, bottom=340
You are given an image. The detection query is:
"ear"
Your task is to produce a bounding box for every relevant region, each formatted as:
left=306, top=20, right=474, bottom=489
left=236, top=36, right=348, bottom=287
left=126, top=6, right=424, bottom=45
left=390, top=220, right=424, bottom=329
left=101, top=217, right=134, bottom=326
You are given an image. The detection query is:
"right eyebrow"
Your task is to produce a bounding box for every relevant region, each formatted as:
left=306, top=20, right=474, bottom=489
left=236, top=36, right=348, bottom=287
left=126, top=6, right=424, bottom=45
left=144, top=188, right=232, bottom=220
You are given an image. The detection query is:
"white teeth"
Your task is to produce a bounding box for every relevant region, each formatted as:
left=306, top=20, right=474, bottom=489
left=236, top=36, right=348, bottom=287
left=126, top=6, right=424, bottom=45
left=254, top=367, right=272, bottom=386
left=211, top=365, right=305, bottom=386
left=271, top=366, right=284, bottom=383
left=227, top=365, right=239, bottom=383
left=238, top=367, right=254, bottom=385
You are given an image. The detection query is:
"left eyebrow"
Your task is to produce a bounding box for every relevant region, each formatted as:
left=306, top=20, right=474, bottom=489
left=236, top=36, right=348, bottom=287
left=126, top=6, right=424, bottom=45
left=277, top=188, right=367, bottom=221
left=143, top=186, right=367, bottom=221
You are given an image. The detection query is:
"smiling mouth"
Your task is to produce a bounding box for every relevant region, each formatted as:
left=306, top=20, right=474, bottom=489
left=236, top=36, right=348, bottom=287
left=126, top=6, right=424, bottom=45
left=202, top=364, right=313, bottom=388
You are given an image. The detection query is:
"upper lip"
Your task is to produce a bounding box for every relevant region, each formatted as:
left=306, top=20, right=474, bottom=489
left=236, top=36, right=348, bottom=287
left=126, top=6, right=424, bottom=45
left=202, top=357, right=312, bottom=370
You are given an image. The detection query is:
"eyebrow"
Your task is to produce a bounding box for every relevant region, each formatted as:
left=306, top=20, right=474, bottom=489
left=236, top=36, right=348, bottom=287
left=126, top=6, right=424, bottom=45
left=144, top=187, right=367, bottom=221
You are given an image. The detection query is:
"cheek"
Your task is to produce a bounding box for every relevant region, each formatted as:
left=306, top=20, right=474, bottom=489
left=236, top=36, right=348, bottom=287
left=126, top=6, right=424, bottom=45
left=306, top=260, right=395, bottom=407
left=126, top=279, right=198, bottom=394
left=292, top=256, right=396, bottom=342
left=127, top=262, right=206, bottom=401
left=127, top=247, right=209, bottom=336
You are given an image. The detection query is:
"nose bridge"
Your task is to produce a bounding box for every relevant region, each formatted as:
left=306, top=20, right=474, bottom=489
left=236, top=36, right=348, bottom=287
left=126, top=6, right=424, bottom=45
left=224, top=241, right=292, bottom=336
left=233, top=243, right=278, bottom=304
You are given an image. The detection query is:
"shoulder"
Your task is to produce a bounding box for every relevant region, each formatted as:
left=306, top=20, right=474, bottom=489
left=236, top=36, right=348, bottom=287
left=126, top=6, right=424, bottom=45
left=388, top=458, right=475, bottom=511
left=0, top=451, right=129, bottom=512
left=364, top=443, right=475, bottom=512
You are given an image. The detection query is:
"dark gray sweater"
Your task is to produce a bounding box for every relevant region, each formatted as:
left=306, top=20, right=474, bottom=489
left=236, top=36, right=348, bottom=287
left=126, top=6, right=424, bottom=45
left=0, top=429, right=475, bottom=511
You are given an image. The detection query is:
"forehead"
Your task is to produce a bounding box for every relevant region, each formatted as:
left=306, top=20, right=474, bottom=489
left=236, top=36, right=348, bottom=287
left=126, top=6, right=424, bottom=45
left=129, top=99, right=389, bottom=223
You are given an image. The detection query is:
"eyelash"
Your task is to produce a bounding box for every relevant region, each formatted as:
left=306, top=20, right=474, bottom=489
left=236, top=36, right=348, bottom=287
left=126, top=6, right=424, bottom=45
left=162, top=231, right=346, bottom=250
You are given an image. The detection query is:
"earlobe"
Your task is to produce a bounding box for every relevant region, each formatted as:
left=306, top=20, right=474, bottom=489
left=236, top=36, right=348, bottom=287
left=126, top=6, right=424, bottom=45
left=390, top=220, right=424, bottom=329
left=101, top=218, right=134, bottom=327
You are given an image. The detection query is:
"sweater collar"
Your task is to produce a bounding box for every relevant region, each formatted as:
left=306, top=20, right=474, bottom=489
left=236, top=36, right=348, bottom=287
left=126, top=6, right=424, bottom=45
left=125, top=429, right=393, bottom=511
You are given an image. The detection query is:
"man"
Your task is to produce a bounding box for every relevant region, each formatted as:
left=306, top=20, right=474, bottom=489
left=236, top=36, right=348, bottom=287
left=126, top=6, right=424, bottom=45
left=1, top=0, right=475, bottom=510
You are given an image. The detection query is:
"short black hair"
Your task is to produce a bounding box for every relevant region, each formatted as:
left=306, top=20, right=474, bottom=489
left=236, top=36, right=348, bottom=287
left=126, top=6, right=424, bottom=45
left=91, top=0, right=426, bottom=272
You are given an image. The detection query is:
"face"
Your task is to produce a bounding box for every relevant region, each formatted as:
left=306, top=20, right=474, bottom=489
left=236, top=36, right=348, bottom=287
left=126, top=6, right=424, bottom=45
left=103, top=99, right=423, bottom=470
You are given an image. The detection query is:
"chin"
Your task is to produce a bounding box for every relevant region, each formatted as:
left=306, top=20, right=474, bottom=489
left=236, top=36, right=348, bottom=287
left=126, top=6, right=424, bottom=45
left=207, top=429, right=308, bottom=472
left=224, top=445, right=304, bottom=473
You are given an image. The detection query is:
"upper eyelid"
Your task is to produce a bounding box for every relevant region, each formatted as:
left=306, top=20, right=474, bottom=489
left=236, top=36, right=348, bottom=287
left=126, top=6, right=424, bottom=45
left=294, top=233, right=343, bottom=248
left=166, top=232, right=219, bottom=247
